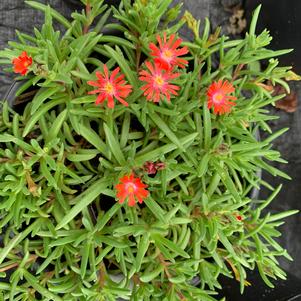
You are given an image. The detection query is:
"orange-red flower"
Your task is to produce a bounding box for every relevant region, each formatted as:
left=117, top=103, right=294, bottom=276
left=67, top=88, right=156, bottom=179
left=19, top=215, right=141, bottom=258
left=149, top=33, right=188, bottom=70
left=207, top=80, right=237, bottom=115
left=12, top=51, right=32, bottom=76
left=87, top=65, right=132, bottom=108
left=139, top=61, right=180, bottom=103
left=115, top=173, right=149, bottom=207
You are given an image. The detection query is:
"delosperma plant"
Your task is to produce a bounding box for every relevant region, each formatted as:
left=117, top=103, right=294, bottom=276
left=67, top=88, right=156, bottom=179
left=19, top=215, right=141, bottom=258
left=0, top=1, right=298, bottom=300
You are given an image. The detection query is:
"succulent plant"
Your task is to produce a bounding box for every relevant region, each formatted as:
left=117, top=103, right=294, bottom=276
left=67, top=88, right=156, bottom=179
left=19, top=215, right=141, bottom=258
left=0, top=1, right=298, bottom=300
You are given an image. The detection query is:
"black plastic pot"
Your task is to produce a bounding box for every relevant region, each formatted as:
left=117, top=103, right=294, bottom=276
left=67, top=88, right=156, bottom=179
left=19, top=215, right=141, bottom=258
left=218, top=268, right=301, bottom=301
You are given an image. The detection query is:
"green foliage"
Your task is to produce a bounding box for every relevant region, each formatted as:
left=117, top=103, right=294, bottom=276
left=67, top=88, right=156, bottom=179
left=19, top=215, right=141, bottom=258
left=0, top=1, right=298, bottom=300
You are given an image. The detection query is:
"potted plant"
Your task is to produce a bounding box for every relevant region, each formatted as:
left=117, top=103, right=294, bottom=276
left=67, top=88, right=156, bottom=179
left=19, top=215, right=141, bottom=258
left=0, top=1, right=299, bottom=300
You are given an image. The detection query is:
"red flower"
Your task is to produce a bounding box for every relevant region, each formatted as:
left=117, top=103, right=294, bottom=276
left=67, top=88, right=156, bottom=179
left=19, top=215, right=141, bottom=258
left=149, top=33, right=188, bottom=70
left=87, top=65, right=132, bottom=108
left=207, top=80, right=237, bottom=115
left=115, top=173, right=149, bottom=207
left=139, top=61, right=180, bottom=103
left=12, top=51, right=32, bottom=76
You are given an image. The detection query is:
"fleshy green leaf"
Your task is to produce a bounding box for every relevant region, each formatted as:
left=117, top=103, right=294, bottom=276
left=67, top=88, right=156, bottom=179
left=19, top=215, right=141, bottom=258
left=56, top=178, right=110, bottom=230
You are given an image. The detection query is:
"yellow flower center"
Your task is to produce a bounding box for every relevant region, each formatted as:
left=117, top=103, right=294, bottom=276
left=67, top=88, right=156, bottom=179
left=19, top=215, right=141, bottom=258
left=163, top=49, right=173, bottom=59
left=127, top=183, right=136, bottom=193
left=104, top=82, right=114, bottom=95
left=213, top=93, right=224, bottom=103
left=154, top=75, right=164, bottom=86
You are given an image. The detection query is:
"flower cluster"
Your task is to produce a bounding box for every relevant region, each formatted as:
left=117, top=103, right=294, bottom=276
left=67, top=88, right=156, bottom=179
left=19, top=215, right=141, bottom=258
left=138, top=33, right=188, bottom=103
left=87, top=33, right=188, bottom=107
left=111, top=34, right=190, bottom=206
left=12, top=36, right=236, bottom=116
left=11, top=34, right=237, bottom=208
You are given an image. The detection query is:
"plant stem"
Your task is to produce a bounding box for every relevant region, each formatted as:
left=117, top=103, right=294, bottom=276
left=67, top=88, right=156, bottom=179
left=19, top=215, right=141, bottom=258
left=233, top=64, right=245, bottom=80
left=0, top=255, right=37, bottom=273
left=136, top=43, right=142, bottom=71
left=83, top=1, right=91, bottom=34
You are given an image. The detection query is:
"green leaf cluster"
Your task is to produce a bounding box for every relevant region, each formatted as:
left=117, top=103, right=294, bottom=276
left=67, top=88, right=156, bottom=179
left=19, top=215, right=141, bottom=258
left=0, top=1, right=298, bottom=301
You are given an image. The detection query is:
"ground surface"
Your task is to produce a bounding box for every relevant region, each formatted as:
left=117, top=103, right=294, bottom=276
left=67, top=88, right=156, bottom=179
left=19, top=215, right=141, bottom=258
left=0, top=0, right=300, bottom=283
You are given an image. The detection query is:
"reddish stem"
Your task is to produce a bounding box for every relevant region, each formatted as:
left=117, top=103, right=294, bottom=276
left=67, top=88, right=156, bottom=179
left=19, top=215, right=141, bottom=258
left=0, top=255, right=37, bottom=273
left=83, top=1, right=91, bottom=34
